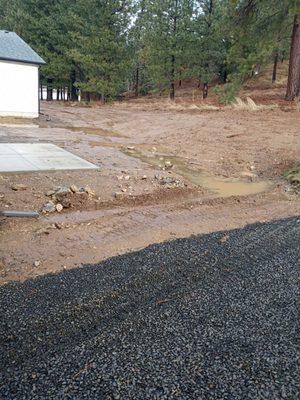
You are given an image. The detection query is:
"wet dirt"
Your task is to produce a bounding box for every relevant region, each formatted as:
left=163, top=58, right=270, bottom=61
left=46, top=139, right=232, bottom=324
left=121, top=147, right=272, bottom=197
left=0, top=101, right=299, bottom=284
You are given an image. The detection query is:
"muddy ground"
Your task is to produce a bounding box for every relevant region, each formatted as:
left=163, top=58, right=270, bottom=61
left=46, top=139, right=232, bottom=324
left=0, top=101, right=299, bottom=283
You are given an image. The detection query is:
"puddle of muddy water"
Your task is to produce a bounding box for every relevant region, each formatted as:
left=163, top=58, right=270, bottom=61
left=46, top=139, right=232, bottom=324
left=122, top=147, right=271, bottom=198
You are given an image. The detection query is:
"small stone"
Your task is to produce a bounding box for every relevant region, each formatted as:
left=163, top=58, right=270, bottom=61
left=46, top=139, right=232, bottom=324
left=11, top=184, right=27, bottom=191
left=70, top=184, right=79, bottom=193
left=127, top=146, right=135, bottom=150
left=114, top=192, right=123, bottom=199
left=241, top=171, right=258, bottom=181
left=45, top=190, right=56, bottom=197
left=121, top=188, right=127, bottom=192
left=84, top=186, right=95, bottom=196
left=33, top=261, right=40, bottom=267
left=164, top=161, right=173, bottom=169
left=42, top=201, right=56, bottom=213
left=124, top=175, right=130, bottom=181
left=55, top=186, right=71, bottom=195
left=54, top=222, right=63, bottom=229
left=142, top=175, right=147, bottom=180
left=36, top=228, right=50, bottom=235
left=219, top=234, right=229, bottom=244
left=56, top=203, right=63, bottom=212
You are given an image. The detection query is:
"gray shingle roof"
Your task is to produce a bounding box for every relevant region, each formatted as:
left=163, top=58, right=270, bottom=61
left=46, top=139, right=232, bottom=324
left=0, top=30, right=46, bottom=65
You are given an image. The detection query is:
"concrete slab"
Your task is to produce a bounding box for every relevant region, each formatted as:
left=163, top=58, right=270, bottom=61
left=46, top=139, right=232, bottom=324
left=0, top=143, right=99, bottom=172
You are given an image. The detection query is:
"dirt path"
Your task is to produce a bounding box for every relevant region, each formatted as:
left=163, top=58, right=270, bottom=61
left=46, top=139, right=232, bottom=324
left=0, top=102, right=299, bottom=283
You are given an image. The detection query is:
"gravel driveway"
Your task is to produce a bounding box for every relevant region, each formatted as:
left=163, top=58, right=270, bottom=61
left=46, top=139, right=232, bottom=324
left=1, top=216, right=299, bottom=399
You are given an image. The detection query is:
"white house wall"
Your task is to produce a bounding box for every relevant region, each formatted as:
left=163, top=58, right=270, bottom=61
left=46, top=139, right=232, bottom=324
left=0, top=60, right=39, bottom=118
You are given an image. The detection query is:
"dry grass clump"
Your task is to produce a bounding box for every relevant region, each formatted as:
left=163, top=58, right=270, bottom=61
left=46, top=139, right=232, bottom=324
left=232, top=97, right=278, bottom=111
left=113, top=98, right=220, bottom=112
left=285, top=163, right=300, bottom=186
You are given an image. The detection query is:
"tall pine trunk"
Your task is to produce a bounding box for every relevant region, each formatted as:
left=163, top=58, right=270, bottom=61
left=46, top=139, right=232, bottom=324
left=272, top=53, right=278, bottom=83
left=135, top=64, right=139, bottom=97
left=70, top=70, right=78, bottom=101
left=203, top=83, right=208, bottom=99
left=46, top=79, right=53, bottom=101
left=170, top=0, right=178, bottom=101
left=286, top=14, right=300, bottom=100
left=170, top=54, right=175, bottom=100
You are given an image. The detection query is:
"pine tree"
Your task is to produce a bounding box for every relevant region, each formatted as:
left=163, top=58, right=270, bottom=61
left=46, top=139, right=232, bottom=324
left=68, top=0, right=132, bottom=102
left=192, top=0, right=227, bottom=98
left=286, top=12, right=300, bottom=100
left=141, top=0, right=195, bottom=100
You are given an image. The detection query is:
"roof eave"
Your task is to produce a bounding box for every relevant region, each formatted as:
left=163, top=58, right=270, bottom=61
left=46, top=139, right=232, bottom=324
left=0, top=56, right=46, bottom=66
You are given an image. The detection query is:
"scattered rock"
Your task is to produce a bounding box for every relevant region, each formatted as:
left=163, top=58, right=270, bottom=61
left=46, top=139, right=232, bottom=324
left=164, top=161, right=173, bottom=169
left=33, top=261, right=40, bottom=267
left=56, top=203, right=63, bottom=212
left=45, top=190, right=56, bottom=197
left=114, top=192, right=123, bottom=200
left=142, top=175, right=147, bottom=180
left=11, top=184, right=27, bottom=191
left=55, top=186, right=71, bottom=195
left=35, top=228, right=50, bottom=235
left=54, top=222, right=63, bottom=229
left=124, top=175, right=130, bottom=181
left=219, top=234, right=229, bottom=244
left=84, top=186, right=95, bottom=196
left=121, top=188, right=127, bottom=193
left=155, top=175, right=185, bottom=188
left=42, top=201, right=56, bottom=213
left=241, top=171, right=258, bottom=181
left=126, top=146, right=135, bottom=150
left=70, top=184, right=79, bottom=193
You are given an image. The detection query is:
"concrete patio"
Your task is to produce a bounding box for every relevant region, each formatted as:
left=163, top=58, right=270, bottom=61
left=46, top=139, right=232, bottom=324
left=0, top=143, right=98, bottom=172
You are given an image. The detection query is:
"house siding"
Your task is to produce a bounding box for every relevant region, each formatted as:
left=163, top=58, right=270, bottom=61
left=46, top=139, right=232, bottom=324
left=0, top=60, right=39, bottom=118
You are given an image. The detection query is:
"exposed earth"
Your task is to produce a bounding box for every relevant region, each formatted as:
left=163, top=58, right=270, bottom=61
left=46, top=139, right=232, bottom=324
left=1, top=216, right=299, bottom=399
left=0, top=96, right=299, bottom=283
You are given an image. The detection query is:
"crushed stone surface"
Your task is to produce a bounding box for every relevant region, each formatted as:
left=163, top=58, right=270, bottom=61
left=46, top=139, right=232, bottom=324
left=0, top=216, right=299, bottom=399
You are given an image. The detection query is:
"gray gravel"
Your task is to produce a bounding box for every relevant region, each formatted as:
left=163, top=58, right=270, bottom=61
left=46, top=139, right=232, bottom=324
left=1, top=216, right=300, bottom=399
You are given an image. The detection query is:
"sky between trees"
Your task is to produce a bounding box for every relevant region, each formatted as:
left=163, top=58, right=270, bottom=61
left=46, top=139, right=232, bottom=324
left=0, top=0, right=299, bottom=102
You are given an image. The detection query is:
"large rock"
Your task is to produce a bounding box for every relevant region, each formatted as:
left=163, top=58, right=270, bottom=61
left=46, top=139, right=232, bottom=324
left=55, top=187, right=72, bottom=208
